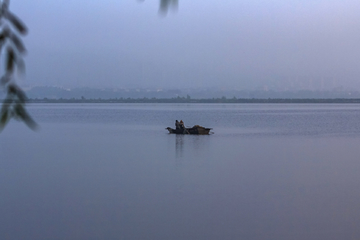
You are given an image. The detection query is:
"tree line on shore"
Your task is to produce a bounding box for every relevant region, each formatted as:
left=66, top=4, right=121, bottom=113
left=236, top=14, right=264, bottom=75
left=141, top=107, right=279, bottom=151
left=25, top=96, right=360, bottom=104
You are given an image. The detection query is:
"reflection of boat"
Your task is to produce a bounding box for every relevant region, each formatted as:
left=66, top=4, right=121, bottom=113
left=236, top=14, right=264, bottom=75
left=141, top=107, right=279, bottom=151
left=166, top=125, right=212, bottom=135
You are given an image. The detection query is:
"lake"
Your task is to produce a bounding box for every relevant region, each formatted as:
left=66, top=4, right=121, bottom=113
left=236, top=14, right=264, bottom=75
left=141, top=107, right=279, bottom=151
left=1, top=103, right=360, bottom=240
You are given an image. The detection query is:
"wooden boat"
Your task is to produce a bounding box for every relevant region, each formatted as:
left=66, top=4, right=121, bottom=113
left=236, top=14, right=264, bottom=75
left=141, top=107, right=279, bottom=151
left=166, top=125, right=212, bottom=135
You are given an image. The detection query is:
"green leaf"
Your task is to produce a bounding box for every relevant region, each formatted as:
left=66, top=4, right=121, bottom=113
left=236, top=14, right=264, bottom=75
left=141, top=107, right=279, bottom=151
left=0, top=107, right=9, bottom=131
left=9, top=33, right=26, bottom=53
left=0, top=108, right=8, bottom=124
left=6, top=47, right=15, bottom=74
left=5, top=11, right=28, bottom=35
left=14, top=103, right=38, bottom=130
left=0, top=74, right=11, bottom=86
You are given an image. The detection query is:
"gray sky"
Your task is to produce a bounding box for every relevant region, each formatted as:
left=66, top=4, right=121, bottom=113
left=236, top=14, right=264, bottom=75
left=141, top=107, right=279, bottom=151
left=9, top=0, right=360, bottom=90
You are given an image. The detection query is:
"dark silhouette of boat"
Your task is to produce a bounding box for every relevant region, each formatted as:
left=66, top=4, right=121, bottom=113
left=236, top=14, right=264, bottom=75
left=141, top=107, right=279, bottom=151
left=166, top=125, right=212, bottom=135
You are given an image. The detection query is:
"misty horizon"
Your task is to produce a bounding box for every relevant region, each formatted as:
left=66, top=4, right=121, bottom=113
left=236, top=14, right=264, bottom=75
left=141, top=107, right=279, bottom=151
left=9, top=0, right=360, bottom=91
left=4, top=85, right=359, bottom=100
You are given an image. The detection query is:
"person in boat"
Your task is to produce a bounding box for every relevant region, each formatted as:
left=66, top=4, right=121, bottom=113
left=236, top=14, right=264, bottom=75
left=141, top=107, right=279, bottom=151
left=179, top=120, right=189, bottom=134
left=175, top=120, right=180, bottom=130
left=179, top=120, right=185, bottom=129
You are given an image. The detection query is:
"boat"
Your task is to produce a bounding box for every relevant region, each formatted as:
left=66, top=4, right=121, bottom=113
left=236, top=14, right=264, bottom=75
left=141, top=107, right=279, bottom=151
left=166, top=125, right=212, bottom=135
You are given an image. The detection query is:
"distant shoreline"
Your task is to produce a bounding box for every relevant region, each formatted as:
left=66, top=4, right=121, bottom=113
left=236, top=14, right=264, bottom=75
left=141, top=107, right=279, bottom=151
left=23, top=98, right=360, bottom=104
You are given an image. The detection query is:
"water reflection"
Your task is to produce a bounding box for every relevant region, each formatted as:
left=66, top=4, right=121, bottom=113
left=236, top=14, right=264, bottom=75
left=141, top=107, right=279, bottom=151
left=175, top=134, right=208, bottom=160
left=173, top=133, right=210, bottom=204
left=175, top=134, right=184, bottom=159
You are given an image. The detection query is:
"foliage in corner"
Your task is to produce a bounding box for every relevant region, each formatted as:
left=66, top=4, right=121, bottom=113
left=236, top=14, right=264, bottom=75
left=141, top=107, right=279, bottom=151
left=0, top=0, right=37, bottom=131
left=139, top=0, right=178, bottom=14
left=159, top=0, right=178, bottom=13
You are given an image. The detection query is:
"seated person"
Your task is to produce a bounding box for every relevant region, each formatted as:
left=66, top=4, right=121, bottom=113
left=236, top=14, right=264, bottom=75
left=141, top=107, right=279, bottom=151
left=175, top=120, right=180, bottom=129
left=180, top=120, right=185, bottom=129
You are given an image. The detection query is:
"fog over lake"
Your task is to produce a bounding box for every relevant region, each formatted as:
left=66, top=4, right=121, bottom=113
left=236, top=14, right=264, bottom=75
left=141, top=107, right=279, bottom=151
left=1, top=103, right=360, bottom=240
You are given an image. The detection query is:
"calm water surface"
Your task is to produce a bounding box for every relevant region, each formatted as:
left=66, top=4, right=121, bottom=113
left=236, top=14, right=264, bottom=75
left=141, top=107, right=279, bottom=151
left=1, top=103, right=360, bottom=240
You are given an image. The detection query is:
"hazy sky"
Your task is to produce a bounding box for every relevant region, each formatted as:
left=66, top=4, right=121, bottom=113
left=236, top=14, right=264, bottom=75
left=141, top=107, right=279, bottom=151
left=9, top=0, right=360, bottom=90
